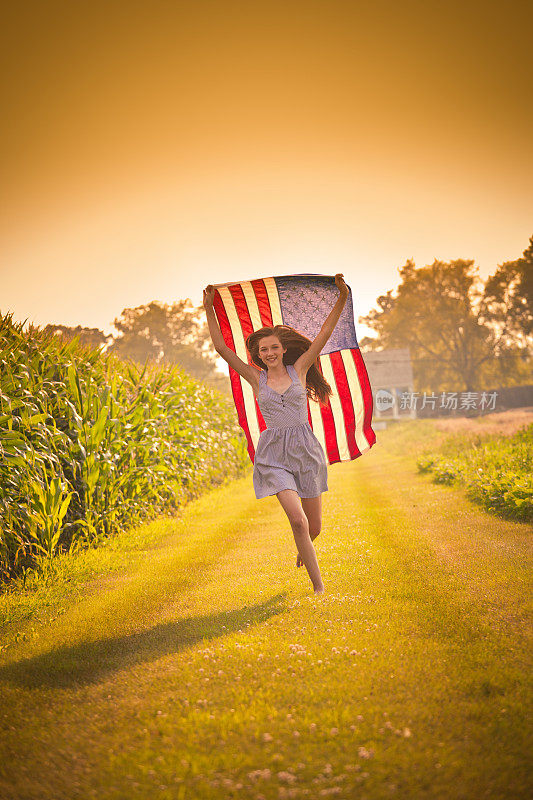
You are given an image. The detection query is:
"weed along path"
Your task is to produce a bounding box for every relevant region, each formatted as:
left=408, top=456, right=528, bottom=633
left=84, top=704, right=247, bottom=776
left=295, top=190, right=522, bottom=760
left=0, top=439, right=531, bottom=800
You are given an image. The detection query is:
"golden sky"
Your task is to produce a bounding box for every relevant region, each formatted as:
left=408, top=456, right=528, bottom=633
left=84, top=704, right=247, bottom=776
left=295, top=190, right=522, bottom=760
left=1, top=0, right=532, bottom=355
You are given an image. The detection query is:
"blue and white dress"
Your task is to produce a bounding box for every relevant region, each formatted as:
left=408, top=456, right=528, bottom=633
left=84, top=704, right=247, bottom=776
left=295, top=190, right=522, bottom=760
left=253, top=363, right=328, bottom=499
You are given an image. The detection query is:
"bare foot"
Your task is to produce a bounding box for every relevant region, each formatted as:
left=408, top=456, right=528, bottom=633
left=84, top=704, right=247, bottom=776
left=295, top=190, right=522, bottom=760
left=313, top=584, right=325, bottom=595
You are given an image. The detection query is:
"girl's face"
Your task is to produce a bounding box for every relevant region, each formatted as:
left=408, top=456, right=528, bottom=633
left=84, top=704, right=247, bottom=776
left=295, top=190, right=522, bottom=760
left=258, top=336, right=286, bottom=366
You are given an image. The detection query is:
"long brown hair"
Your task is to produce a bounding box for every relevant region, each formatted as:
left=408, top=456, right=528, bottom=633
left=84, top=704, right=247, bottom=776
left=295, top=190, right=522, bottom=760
left=245, top=325, right=332, bottom=406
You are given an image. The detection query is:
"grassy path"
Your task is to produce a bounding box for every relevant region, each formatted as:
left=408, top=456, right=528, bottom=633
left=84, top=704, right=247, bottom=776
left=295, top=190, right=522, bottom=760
left=0, top=431, right=531, bottom=800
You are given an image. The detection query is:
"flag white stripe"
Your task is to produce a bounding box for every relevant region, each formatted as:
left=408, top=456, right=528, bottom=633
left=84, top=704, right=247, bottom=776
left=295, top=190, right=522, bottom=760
left=217, top=287, right=261, bottom=447
left=263, top=277, right=284, bottom=324
left=320, top=354, right=351, bottom=461
left=307, top=390, right=328, bottom=454
left=341, top=349, right=371, bottom=453
left=240, top=281, right=264, bottom=331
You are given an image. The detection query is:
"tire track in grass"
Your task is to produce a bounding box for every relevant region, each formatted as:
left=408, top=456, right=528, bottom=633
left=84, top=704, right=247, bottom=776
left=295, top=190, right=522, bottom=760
left=329, top=452, right=532, bottom=798
left=352, top=447, right=533, bottom=642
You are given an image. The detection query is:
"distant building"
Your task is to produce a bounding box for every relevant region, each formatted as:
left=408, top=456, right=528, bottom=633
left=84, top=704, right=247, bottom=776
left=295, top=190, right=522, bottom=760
left=363, top=348, right=416, bottom=422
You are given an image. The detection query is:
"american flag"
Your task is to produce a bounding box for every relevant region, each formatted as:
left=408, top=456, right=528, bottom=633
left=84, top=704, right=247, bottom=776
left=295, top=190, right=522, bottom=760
left=212, top=274, right=376, bottom=465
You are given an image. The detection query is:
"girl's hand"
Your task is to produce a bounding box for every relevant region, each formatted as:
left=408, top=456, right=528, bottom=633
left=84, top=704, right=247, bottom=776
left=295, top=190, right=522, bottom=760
left=203, top=285, right=215, bottom=310
left=334, top=273, right=349, bottom=297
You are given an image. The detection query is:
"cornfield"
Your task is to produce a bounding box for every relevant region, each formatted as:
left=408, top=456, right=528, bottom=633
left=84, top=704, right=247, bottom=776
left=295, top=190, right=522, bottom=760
left=0, top=311, right=249, bottom=584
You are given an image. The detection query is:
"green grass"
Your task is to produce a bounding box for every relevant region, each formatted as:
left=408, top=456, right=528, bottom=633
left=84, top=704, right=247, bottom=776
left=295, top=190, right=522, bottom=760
left=416, top=423, right=533, bottom=522
left=0, top=421, right=531, bottom=799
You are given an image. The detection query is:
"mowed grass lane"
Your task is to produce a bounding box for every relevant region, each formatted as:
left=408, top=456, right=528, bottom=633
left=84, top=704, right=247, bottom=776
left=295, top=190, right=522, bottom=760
left=0, top=428, right=531, bottom=800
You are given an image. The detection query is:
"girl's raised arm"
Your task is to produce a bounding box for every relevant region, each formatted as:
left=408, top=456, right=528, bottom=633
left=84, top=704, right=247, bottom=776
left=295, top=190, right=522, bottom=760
left=203, top=285, right=258, bottom=385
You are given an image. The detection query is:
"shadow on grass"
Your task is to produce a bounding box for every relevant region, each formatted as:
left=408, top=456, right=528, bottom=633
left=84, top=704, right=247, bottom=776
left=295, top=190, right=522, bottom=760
left=0, top=592, right=287, bottom=690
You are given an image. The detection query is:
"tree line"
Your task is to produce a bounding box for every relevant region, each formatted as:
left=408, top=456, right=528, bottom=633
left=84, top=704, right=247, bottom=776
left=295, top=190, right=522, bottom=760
left=41, top=235, right=532, bottom=395
left=43, top=298, right=230, bottom=394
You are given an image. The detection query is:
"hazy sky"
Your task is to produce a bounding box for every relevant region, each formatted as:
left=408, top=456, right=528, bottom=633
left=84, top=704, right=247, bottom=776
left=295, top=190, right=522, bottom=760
left=1, top=0, right=532, bottom=365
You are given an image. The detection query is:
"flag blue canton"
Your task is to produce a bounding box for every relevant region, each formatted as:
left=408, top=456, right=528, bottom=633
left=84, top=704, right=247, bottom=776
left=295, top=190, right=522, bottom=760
left=274, top=274, right=358, bottom=355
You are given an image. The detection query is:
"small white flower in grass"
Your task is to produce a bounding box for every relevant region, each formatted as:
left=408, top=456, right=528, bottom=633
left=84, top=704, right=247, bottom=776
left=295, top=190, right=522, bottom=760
left=248, top=769, right=271, bottom=781
left=403, top=727, right=412, bottom=737
left=263, top=733, right=273, bottom=742
left=323, top=763, right=332, bottom=775
left=319, top=788, right=341, bottom=795
left=330, top=727, right=338, bottom=736
left=277, top=771, right=297, bottom=783
left=293, top=730, right=300, bottom=737
left=358, top=746, right=373, bottom=758
left=309, top=723, right=317, bottom=731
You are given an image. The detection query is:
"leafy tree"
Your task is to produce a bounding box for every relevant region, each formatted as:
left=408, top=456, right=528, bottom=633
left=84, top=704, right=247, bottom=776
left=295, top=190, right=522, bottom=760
left=359, top=258, right=529, bottom=392
left=480, top=235, right=533, bottom=350
left=41, top=324, right=110, bottom=352
left=107, top=299, right=229, bottom=391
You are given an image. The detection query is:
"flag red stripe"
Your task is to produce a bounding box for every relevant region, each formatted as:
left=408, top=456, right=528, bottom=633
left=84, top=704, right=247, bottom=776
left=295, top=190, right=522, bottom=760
left=329, top=350, right=361, bottom=459
left=317, top=357, right=341, bottom=463
left=251, top=279, right=274, bottom=326
left=352, top=348, right=376, bottom=448
left=227, top=283, right=266, bottom=435
left=227, top=283, right=255, bottom=344
left=213, top=288, right=256, bottom=462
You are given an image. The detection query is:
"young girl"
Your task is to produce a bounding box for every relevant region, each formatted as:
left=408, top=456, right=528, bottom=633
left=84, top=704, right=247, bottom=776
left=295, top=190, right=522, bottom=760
left=203, top=274, right=349, bottom=595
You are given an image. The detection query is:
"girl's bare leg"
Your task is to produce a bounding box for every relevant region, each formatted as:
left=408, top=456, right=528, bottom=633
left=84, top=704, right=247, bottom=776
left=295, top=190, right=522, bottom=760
left=276, top=489, right=325, bottom=593
left=296, top=495, right=322, bottom=567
